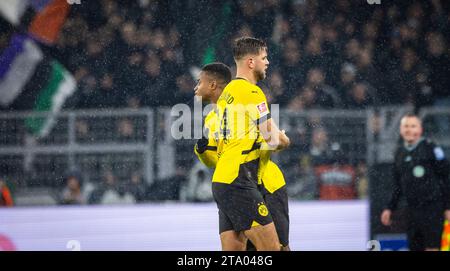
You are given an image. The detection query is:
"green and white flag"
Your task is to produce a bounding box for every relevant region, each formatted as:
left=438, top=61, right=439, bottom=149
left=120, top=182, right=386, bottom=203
left=24, top=60, right=76, bottom=138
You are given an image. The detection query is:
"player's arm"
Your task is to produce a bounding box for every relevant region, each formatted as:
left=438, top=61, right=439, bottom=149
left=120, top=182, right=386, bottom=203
left=194, top=142, right=218, bottom=168
left=194, top=128, right=218, bottom=168
left=258, top=118, right=290, bottom=151
left=252, top=93, right=290, bottom=151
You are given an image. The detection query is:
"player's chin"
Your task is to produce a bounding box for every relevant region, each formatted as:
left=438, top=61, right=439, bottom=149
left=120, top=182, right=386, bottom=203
left=257, top=71, right=266, bottom=81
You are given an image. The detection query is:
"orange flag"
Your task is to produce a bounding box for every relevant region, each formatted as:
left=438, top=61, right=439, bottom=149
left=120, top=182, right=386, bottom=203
left=442, top=220, right=450, bottom=251
left=28, top=0, right=70, bottom=45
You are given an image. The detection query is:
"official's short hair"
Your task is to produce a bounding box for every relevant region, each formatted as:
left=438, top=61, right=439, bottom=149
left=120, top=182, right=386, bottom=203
left=201, top=62, right=232, bottom=85
left=402, top=113, right=422, bottom=124
left=403, top=113, right=420, bottom=120
left=233, top=37, right=267, bottom=61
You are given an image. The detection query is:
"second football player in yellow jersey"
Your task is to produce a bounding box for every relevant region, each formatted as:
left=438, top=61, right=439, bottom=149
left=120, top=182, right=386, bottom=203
left=194, top=61, right=290, bottom=250
left=195, top=108, right=290, bottom=250
left=209, top=38, right=290, bottom=251
left=213, top=78, right=271, bottom=184
left=195, top=110, right=285, bottom=193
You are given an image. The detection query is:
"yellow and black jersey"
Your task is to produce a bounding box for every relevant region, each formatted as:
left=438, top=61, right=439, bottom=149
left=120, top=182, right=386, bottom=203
left=195, top=135, right=285, bottom=193
left=212, top=78, right=272, bottom=184
left=258, top=141, right=285, bottom=193
left=195, top=107, right=285, bottom=193
left=194, top=109, right=219, bottom=168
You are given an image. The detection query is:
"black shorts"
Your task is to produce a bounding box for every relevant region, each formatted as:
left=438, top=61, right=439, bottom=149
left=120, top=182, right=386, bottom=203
left=259, top=185, right=290, bottom=247
left=406, top=204, right=444, bottom=251
left=213, top=159, right=273, bottom=233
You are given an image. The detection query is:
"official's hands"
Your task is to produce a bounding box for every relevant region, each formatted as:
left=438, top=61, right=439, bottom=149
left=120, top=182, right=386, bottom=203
left=381, top=209, right=392, bottom=226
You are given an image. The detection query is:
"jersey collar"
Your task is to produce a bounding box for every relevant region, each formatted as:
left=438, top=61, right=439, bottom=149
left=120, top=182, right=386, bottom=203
left=404, top=137, right=424, bottom=152
left=235, top=77, right=249, bottom=82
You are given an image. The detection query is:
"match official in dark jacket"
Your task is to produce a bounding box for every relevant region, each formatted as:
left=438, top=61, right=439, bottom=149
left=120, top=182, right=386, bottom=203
left=381, top=114, right=450, bottom=251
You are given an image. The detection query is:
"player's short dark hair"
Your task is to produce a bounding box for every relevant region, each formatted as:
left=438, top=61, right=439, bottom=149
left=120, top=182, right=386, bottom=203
left=201, top=62, right=232, bottom=85
left=233, top=37, right=267, bottom=61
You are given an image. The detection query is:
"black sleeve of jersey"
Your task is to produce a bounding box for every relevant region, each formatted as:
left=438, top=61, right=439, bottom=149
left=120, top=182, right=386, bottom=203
left=441, top=170, right=450, bottom=210
left=387, top=149, right=402, bottom=211
left=255, top=112, right=271, bottom=126
left=430, top=143, right=450, bottom=210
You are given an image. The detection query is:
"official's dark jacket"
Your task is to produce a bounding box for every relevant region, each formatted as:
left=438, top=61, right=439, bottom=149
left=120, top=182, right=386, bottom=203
left=387, top=138, right=450, bottom=210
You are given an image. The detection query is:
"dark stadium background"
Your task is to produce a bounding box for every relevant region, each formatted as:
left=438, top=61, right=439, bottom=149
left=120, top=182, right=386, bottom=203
left=0, top=0, right=449, bottom=251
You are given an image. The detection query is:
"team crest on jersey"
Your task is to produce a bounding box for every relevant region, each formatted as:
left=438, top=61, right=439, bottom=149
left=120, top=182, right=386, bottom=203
left=413, top=165, right=425, bottom=178
left=256, top=102, right=268, bottom=116
left=258, top=202, right=269, bottom=217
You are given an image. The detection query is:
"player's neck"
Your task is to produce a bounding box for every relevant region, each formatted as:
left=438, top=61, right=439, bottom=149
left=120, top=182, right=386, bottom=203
left=211, top=88, right=223, bottom=104
left=211, top=95, right=219, bottom=104
left=236, top=69, right=257, bottom=85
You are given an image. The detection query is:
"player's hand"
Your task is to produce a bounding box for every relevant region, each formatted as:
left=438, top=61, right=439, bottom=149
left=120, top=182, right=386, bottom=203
left=196, top=128, right=209, bottom=154
left=381, top=209, right=392, bottom=226
left=276, top=129, right=290, bottom=151
left=196, top=137, right=208, bottom=153
left=266, top=132, right=290, bottom=152
left=281, top=130, right=290, bottom=145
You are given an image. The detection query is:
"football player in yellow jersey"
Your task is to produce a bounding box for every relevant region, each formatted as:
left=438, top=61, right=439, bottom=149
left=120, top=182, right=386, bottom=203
left=194, top=63, right=290, bottom=251
left=211, top=37, right=290, bottom=251
left=193, top=63, right=231, bottom=166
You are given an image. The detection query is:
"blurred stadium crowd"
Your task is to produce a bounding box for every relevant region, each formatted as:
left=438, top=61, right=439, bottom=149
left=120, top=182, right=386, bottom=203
left=53, top=0, right=450, bottom=110
left=0, top=0, right=449, bottom=206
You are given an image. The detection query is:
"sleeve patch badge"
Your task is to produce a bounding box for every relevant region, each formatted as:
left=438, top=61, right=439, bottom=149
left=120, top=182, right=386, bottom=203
left=434, top=147, right=445, bottom=161
left=256, top=102, right=268, bottom=116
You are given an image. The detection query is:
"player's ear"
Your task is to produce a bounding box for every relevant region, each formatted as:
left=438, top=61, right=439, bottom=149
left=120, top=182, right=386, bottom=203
left=209, top=80, right=217, bottom=90
left=247, top=57, right=255, bottom=69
